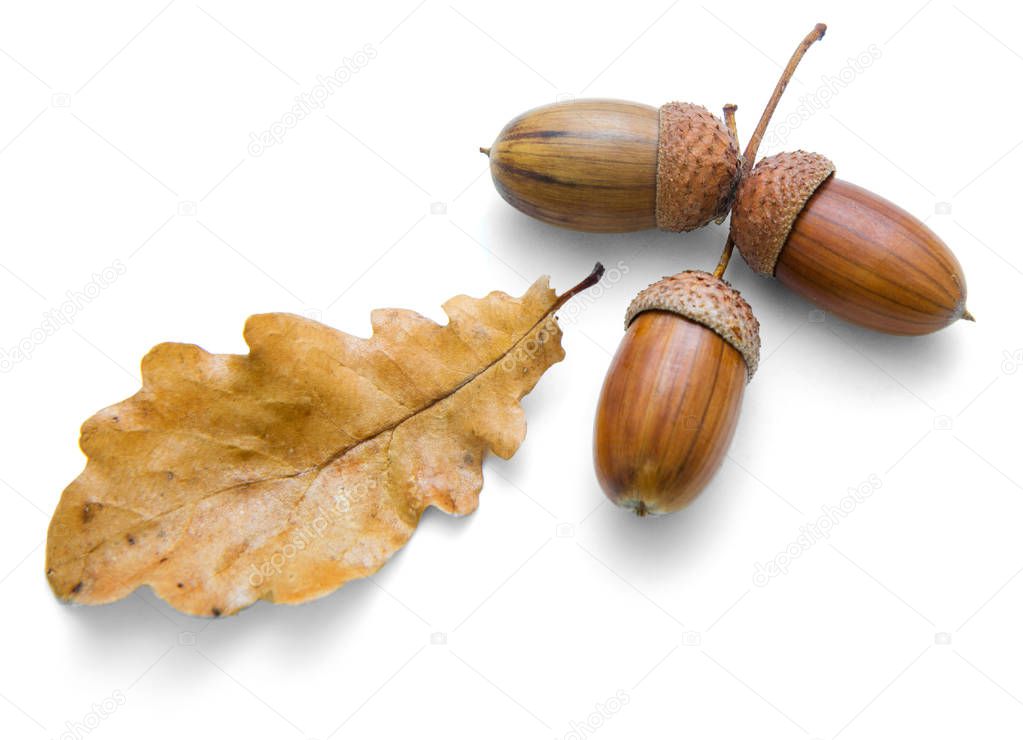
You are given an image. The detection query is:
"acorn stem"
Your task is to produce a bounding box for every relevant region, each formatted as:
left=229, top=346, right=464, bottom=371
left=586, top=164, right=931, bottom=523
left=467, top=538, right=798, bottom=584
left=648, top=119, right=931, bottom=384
left=710, top=104, right=741, bottom=226
left=741, top=22, right=827, bottom=176
left=479, top=146, right=491, bottom=156
left=723, top=103, right=739, bottom=144
left=713, top=235, right=735, bottom=279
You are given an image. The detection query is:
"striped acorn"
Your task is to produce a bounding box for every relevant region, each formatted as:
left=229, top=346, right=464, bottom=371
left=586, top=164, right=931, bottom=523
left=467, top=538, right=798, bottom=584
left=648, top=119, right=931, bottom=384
left=483, top=99, right=739, bottom=233
left=481, top=25, right=827, bottom=235
left=594, top=271, right=759, bottom=515
left=729, top=152, right=970, bottom=335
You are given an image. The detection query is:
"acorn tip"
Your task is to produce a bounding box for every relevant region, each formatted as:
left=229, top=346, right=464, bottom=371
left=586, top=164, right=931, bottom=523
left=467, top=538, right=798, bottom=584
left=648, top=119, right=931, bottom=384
left=962, top=308, right=975, bottom=322
left=479, top=146, right=491, bottom=156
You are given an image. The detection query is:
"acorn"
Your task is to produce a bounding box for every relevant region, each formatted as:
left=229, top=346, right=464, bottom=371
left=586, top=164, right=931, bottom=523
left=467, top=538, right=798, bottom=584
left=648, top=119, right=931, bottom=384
left=594, top=271, right=759, bottom=515
left=729, top=151, right=970, bottom=334
left=481, top=24, right=826, bottom=233
left=483, top=99, right=738, bottom=233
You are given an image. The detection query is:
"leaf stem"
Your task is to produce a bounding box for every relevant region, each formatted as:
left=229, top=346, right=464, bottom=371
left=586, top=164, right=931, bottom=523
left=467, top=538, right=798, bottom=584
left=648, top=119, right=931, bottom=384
left=554, top=262, right=605, bottom=310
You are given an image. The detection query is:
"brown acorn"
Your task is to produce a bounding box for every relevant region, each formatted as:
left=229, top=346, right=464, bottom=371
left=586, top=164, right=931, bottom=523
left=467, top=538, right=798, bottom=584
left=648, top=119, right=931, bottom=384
left=729, top=152, right=970, bottom=334
left=481, top=25, right=828, bottom=234
left=483, top=99, right=739, bottom=233
left=594, top=271, right=759, bottom=515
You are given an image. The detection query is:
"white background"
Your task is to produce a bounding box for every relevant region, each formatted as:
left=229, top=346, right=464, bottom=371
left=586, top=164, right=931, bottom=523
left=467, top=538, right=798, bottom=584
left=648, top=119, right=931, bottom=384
left=1, top=1, right=1021, bottom=738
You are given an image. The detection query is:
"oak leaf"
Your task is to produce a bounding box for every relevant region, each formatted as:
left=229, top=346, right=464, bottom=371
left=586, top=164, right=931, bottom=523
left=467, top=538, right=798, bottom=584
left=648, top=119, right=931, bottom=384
left=46, top=266, right=602, bottom=616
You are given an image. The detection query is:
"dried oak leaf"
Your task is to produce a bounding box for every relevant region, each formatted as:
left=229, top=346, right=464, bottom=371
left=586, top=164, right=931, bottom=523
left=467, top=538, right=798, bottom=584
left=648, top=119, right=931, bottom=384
left=46, top=266, right=602, bottom=617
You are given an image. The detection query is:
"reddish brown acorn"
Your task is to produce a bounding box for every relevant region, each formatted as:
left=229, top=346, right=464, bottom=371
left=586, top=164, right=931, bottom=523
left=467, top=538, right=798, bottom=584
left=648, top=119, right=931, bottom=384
left=594, top=271, right=759, bottom=515
left=729, top=151, right=970, bottom=334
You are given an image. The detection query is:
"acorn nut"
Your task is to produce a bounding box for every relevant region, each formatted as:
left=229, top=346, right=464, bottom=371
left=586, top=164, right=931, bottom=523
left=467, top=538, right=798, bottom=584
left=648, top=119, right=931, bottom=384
left=729, top=152, right=970, bottom=335
left=483, top=99, right=739, bottom=233
left=593, top=271, right=759, bottom=515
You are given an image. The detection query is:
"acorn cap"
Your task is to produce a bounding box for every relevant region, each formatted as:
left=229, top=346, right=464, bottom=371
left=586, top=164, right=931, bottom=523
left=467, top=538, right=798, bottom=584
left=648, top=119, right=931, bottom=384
left=656, top=103, right=740, bottom=232
left=625, top=270, right=760, bottom=380
left=729, top=151, right=835, bottom=275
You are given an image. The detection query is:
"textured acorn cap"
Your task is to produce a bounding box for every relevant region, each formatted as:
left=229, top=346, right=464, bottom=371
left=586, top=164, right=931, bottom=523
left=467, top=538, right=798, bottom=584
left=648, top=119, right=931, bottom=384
left=730, top=151, right=835, bottom=275
left=656, top=103, right=741, bottom=232
left=625, top=270, right=760, bottom=380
